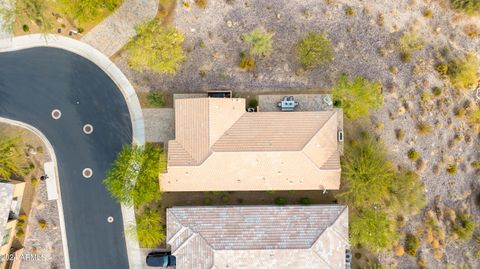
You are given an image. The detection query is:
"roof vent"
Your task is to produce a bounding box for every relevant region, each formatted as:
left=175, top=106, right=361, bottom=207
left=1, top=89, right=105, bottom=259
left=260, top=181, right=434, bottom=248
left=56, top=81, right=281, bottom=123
left=337, top=130, right=344, bottom=142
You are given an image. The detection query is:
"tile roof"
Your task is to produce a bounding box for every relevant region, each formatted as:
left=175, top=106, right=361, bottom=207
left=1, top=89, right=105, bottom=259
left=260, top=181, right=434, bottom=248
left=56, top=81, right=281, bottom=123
left=162, top=98, right=342, bottom=191
left=0, top=182, right=15, bottom=240
left=167, top=205, right=348, bottom=269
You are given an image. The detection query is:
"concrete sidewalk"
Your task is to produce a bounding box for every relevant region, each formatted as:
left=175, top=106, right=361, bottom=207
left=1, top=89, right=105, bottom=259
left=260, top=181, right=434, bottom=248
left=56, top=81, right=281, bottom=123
left=81, top=0, right=158, bottom=57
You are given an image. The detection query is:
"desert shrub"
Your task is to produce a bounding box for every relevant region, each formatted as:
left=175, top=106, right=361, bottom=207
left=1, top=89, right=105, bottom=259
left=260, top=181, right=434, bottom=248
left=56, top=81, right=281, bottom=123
left=22, top=24, right=29, bottom=32
left=346, top=6, right=355, bottom=16
left=147, top=91, right=166, bottom=107
left=295, top=32, right=334, bottom=68
left=454, top=107, right=466, bottom=117
left=0, top=136, right=27, bottom=179
left=407, top=149, right=420, bottom=161
left=221, top=195, right=230, bottom=203
left=128, top=210, right=164, bottom=248
left=472, top=161, right=480, bottom=169
left=446, top=53, right=478, bottom=90
left=275, top=197, right=286, bottom=205
left=395, top=129, right=405, bottom=140
left=468, top=107, right=480, bottom=126
left=203, top=197, right=212, bottom=205
left=431, top=87, right=442, bottom=96
left=453, top=213, right=475, bottom=240
left=16, top=219, right=25, bottom=228
left=248, top=98, right=258, bottom=108
left=464, top=24, right=480, bottom=38
left=423, top=9, right=433, bottom=17
left=435, top=63, right=448, bottom=76
left=194, top=0, right=207, bottom=8
left=242, top=28, right=273, bottom=57
left=31, top=178, right=39, bottom=186
left=126, top=21, right=185, bottom=74
left=59, top=0, right=123, bottom=25
left=405, top=234, right=420, bottom=256
left=16, top=229, right=25, bottom=238
left=331, top=74, right=383, bottom=119
left=416, top=122, right=432, bottom=135
left=18, top=214, right=27, bottom=221
left=390, top=171, right=426, bottom=215
left=38, top=219, right=47, bottom=229
left=447, top=164, right=457, bottom=174
left=350, top=209, right=398, bottom=253
left=394, top=245, right=405, bottom=256
left=239, top=52, right=256, bottom=71
left=450, top=0, right=480, bottom=15
left=399, top=32, right=423, bottom=62
left=299, top=197, right=311, bottom=205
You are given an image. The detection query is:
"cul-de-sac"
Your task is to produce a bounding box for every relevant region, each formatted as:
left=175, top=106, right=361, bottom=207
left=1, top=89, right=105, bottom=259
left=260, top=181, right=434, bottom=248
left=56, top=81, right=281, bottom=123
left=0, top=0, right=479, bottom=268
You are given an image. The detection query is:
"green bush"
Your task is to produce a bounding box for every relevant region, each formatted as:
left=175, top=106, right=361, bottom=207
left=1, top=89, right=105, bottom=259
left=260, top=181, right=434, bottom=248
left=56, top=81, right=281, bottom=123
left=22, top=24, right=29, bottom=32
left=128, top=210, right=164, bottom=248
left=395, top=129, right=405, bottom=140
left=346, top=6, right=355, bottom=16
left=147, top=91, right=166, bottom=108
left=431, top=86, right=442, bottom=96
left=450, top=0, right=480, bottom=15
left=103, top=144, right=164, bottom=207
left=350, top=209, right=398, bottom=254
left=389, top=171, right=425, bottom=215
left=38, top=219, right=47, bottom=230
left=401, top=52, right=412, bottom=63
left=242, top=28, right=273, bottom=57
left=194, top=0, right=208, bottom=8
left=447, top=53, right=478, bottom=90
left=472, top=161, right=480, bottom=169
left=59, top=0, right=123, bottom=24
left=407, top=149, right=420, bottom=161
left=299, top=197, right=311, bottom=205
left=248, top=98, right=258, bottom=108
left=295, top=32, right=334, bottom=68
left=405, top=234, right=420, bottom=256
left=332, top=74, right=383, bottom=119
left=203, top=197, right=212, bottom=205
left=126, top=21, right=185, bottom=74
left=31, top=178, right=39, bottom=186
left=416, top=122, right=432, bottom=135
left=275, top=197, right=286, bottom=205
left=453, top=213, right=475, bottom=240
left=0, top=136, right=27, bottom=179
left=17, top=219, right=25, bottom=228
left=221, top=195, right=230, bottom=203
left=400, top=32, right=424, bottom=54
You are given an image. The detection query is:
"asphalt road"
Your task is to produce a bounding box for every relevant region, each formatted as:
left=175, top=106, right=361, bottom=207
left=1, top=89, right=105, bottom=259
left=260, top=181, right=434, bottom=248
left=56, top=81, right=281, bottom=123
left=0, top=47, right=132, bottom=269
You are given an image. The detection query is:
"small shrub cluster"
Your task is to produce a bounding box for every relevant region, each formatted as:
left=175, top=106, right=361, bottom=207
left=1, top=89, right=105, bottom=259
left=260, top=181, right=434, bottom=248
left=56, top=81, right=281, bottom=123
left=446, top=53, right=478, bottom=90
left=405, top=234, right=420, bottom=256
left=299, top=197, right=311, bottom=205
left=242, top=28, right=273, bottom=57
left=38, top=219, right=47, bottom=230
left=450, top=0, right=480, bottom=16
left=416, top=122, right=432, bottom=135
left=408, top=149, right=420, bottom=161
left=275, top=197, right=286, bottom=205
left=239, top=51, right=256, bottom=71
left=447, top=164, right=457, bottom=174
left=295, top=32, right=334, bottom=69
left=194, top=0, right=208, bottom=8
left=453, top=213, right=475, bottom=241
left=147, top=91, right=166, bottom=108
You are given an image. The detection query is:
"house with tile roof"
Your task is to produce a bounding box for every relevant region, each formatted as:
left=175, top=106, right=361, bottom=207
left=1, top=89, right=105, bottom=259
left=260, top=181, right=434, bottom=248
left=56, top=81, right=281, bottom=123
left=166, top=205, right=349, bottom=269
left=0, top=180, right=25, bottom=269
left=161, top=97, right=342, bottom=192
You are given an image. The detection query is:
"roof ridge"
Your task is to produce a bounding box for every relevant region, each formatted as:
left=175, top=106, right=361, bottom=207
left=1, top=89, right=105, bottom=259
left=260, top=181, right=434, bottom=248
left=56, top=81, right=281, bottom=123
left=311, top=249, right=334, bottom=269
left=210, top=108, right=247, bottom=149
left=308, top=205, right=347, bottom=249
left=300, top=110, right=336, bottom=150
left=168, top=140, right=197, bottom=166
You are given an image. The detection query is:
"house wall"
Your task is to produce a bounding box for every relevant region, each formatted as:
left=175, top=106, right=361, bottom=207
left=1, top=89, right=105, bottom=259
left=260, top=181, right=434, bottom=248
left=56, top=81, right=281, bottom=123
left=0, top=219, right=18, bottom=269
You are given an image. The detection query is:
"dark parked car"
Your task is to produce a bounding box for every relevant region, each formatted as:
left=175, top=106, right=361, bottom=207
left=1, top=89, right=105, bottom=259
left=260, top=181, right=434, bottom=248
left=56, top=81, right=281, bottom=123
left=146, top=252, right=176, bottom=267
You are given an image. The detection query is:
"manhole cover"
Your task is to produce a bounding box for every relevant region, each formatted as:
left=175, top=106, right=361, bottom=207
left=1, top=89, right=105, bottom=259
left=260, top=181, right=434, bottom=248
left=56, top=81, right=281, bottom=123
left=83, top=124, right=93, bottom=134
left=107, top=216, right=114, bottom=223
left=82, top=168, right=93, bottom=178
left=51, top=109, right=62, bottom=120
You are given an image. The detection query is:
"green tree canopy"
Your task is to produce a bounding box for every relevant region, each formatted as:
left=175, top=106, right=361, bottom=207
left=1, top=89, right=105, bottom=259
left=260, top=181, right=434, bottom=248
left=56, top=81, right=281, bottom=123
left=450, top=0, right=480, bottom=16
left=242, top=28, right=274, bottom=57
left=126, top=20, right=185, bottom=74
left=295, top=32, right=334, bottom=68
left=127, top=209, right=164, bottom=248
left=350, top=209, right=398, bottom=253
left=337, top=135, right=395, bottom=209
left=103, top=144, right=164, bottom=207
left=389, top=170, right=426, bottom=215
left=332, top=74, right=383, bottom=119
left=59, top=0, right=123, bottom=24
left=0, top=136, right=26, bottom=179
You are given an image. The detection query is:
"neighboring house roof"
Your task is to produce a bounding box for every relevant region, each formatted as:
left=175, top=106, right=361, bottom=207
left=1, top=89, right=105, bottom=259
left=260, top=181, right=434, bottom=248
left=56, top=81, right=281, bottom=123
left=167, top=205, right=349, bottom=269
left=161, top=98, right=341, bottom=191
left=0, top=182, right=15, bottom=239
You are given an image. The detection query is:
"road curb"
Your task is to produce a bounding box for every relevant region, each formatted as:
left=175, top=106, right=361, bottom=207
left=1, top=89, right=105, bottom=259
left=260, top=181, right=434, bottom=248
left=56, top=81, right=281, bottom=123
left=0, top=34, right=144, bottom=269
left=0, top=117, right=71, bottom=269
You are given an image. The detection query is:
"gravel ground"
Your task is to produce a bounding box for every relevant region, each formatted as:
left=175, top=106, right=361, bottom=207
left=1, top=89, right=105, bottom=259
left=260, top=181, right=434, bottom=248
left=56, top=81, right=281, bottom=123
left=0, top=0, right=14, bottom=39
left=20, top=180, right=65, bottom=269
left=113, top=0, right=480, bottom=268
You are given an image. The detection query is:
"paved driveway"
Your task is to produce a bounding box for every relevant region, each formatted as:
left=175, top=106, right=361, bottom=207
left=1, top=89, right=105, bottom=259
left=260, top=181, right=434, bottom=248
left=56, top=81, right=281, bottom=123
left=0, top=47, right=131, bottom=269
